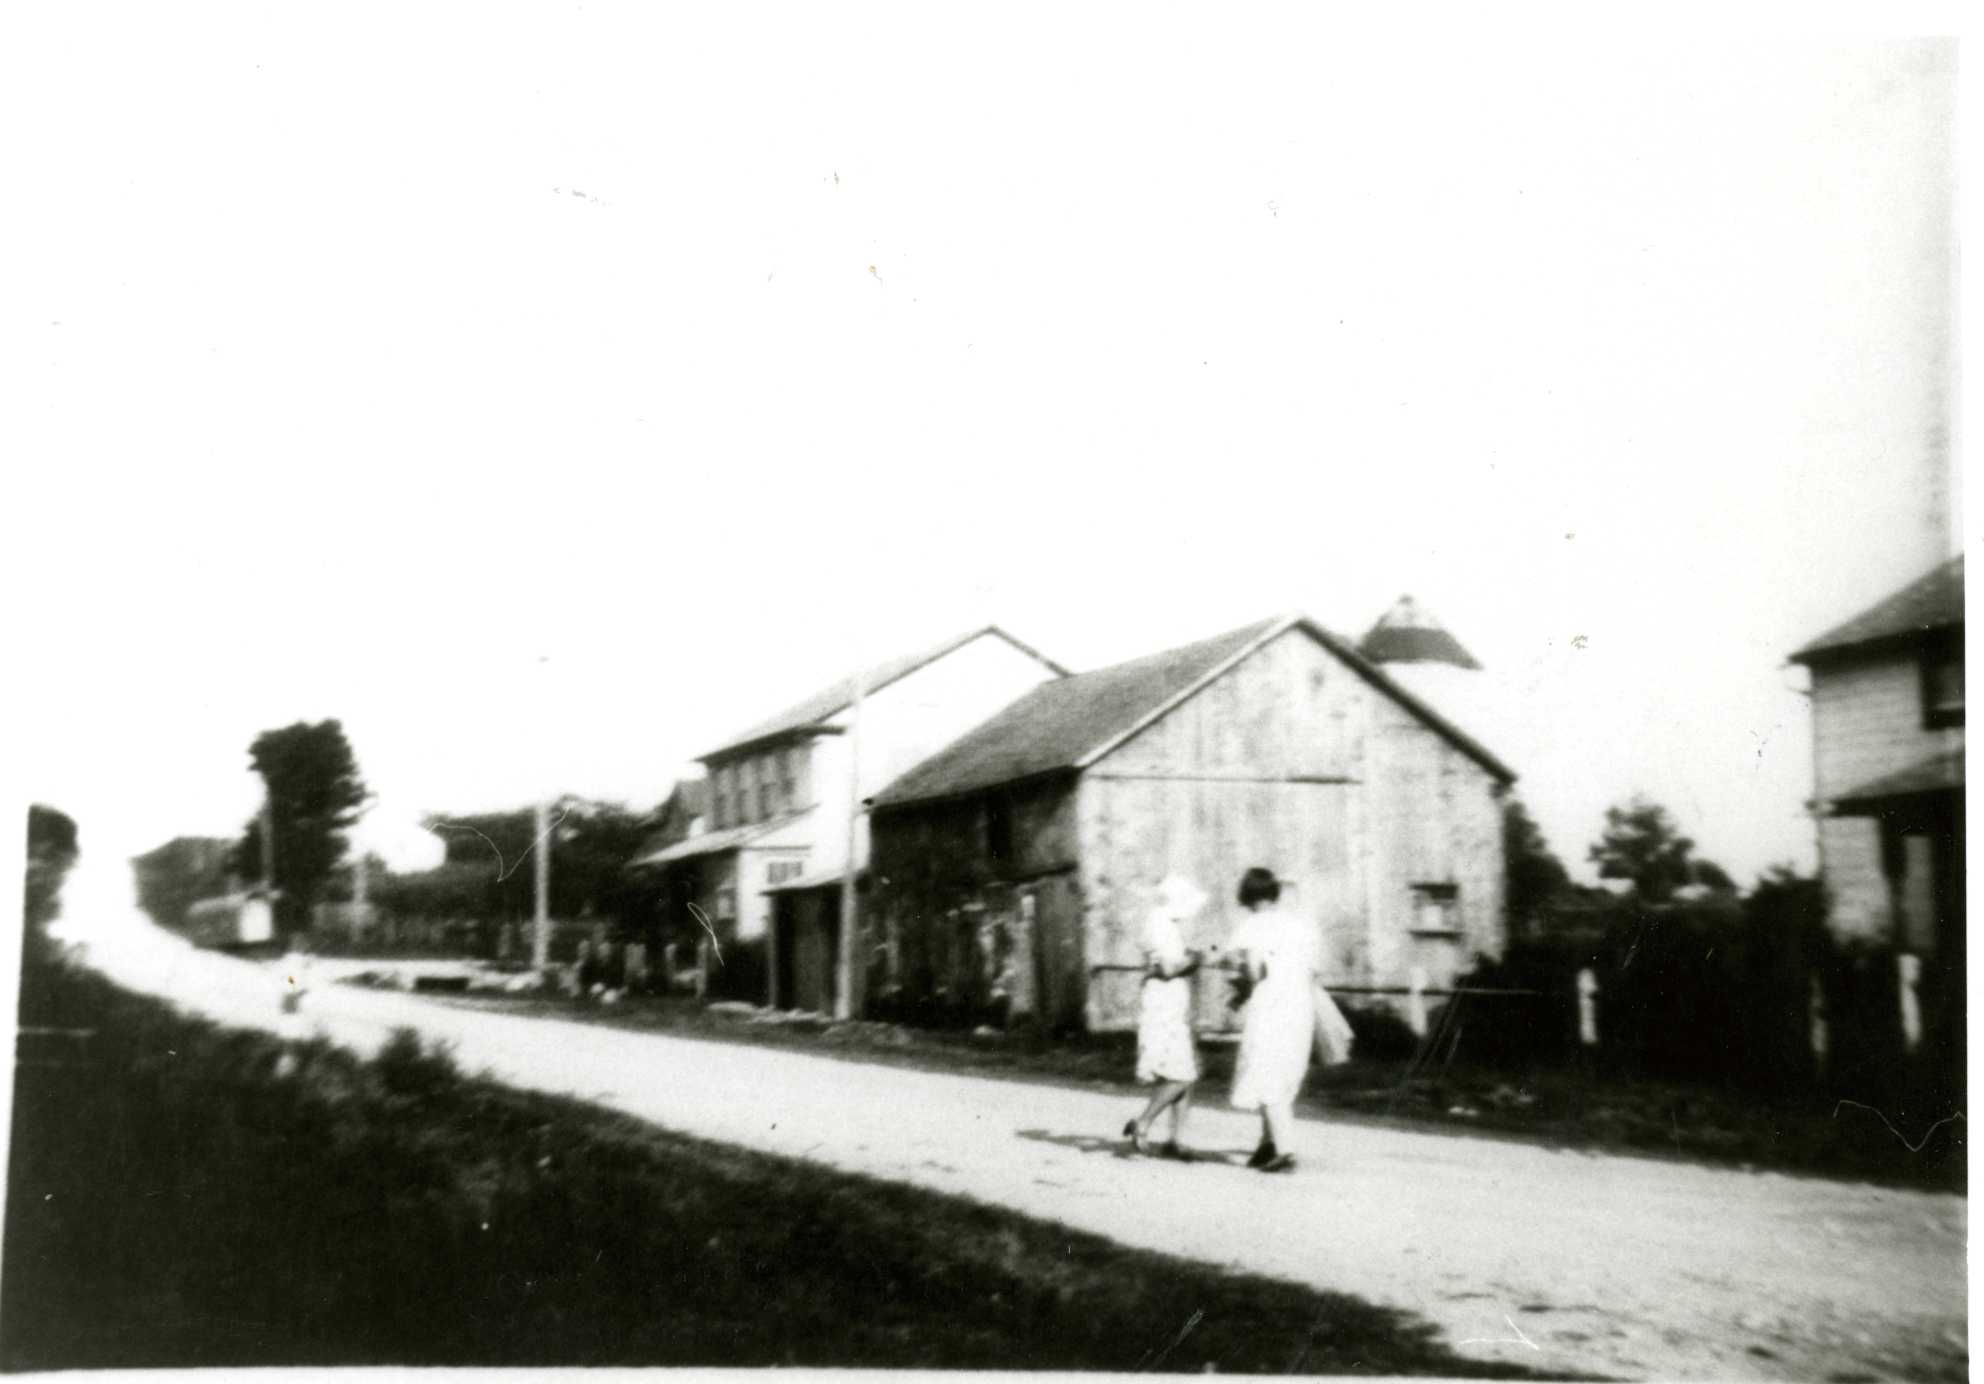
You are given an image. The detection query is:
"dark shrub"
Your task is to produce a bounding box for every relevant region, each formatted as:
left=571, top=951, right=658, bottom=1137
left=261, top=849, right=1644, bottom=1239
left=1338, top=1002, right=1422, bottom=1062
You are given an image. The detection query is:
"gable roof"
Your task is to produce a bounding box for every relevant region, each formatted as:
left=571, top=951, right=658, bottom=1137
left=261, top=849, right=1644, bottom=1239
left=664, top=778, right=708, bottom=820
left=699, top=626, right=1070, bottom=761
left=1791, top=556, right=1964, bottom=665
left=629, top=779, right=710, bottom=862
left=873, top=614, right=1515, bottom=809
left=1359, top=594, right=1483, bottom=669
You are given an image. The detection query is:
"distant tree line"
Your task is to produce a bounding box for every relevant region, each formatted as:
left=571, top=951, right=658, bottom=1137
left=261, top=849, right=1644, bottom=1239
left=359, top=799, right=663, bottom=939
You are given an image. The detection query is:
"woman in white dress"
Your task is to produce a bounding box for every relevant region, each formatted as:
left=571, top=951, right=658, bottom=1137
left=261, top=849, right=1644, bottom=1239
left=1227, top=867, right=1317, bottom=1173
left=1124, top=875, right=1206, bottom=1157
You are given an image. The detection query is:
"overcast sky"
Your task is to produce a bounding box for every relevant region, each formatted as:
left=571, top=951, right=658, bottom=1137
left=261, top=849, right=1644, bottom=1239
left=5, top=11, right=1961, bottom=886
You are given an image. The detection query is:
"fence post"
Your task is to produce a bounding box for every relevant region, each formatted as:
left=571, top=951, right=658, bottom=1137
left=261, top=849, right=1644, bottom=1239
left=1576, top=968, right=1599, bottom=1047
left=1406, top=967, right=1429, bottom=1037
left=1808, top=971, right=1829, bottom=1067
left=1898, top=953, right=1922, bottom=1054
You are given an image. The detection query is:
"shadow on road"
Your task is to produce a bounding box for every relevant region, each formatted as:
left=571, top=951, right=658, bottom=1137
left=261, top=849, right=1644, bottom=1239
left=1016, top=1127, right=1258, bottom=1167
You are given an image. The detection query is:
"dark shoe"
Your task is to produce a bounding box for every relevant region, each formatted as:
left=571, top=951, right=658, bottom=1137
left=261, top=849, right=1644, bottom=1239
left=1257, top=1154, right=1297, bottom=1174
left=1159, top=1141, right=1191, bottom=1162
left=1124, top=1120, right=1148, bottom=1155
left=1246, top=1142, right=1278, bottom=1169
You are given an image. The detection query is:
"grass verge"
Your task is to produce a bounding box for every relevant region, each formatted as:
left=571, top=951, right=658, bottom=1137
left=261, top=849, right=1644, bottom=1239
left=3, top=964, right=1548, bottom=1374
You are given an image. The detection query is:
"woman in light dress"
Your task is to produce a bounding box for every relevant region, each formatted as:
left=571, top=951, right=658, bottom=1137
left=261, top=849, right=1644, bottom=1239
left=1123, top=875, right=1207, bottom=1158
left=1227, top=867, right=1317, bottom=1173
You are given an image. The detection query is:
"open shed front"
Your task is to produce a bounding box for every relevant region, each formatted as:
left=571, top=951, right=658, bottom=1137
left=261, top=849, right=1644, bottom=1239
left=770, top=880, right=842, bottom=1014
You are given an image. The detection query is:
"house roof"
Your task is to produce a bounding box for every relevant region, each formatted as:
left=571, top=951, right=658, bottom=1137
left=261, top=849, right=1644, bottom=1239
left=1832, top=750, right=1965, bottom=809
left=1791, top=556, right=1964, bottom=664
left=629, top=779, right=711, bottom=863
left=698, top=626, right=1070, bottom=761
left=629, top=810, right=811, bottom=868
left=666, top=779, right=709, bottom=819
left=873, top=614, right=1516, bottom=809
left=1359, top=594, right=1483, bottom=670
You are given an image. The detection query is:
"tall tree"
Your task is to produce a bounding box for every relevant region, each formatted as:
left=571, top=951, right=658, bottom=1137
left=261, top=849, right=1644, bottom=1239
left=1503, top=795, right=1571, bottom=929
left=236, top=720, right=368, bottom=934
left=1587, top=795, right=1701, bottom=903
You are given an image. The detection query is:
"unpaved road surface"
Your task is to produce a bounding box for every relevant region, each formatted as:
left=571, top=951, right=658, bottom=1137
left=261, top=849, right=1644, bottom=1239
left=46, top=882, right=1970, bottom=1381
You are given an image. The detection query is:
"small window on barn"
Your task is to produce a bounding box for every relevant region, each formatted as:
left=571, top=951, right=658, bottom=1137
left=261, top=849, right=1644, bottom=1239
left=1922, top=639, right=1964, bottom=729
left=1409, top=883, right=1460, bottom=936
left=716, top=885, right=736, bottom=922
left=986, top=794, right=1014, bottom=864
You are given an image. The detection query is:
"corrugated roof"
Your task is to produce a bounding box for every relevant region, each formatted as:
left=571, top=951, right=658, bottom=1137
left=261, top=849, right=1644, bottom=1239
left=873, top=614, right=1516, bottom=809
left=1832, top=750, right=1964, bottom=807
left=698, top=626, right=1069, bottom=761
left=1359, top=594, right=1483, bottom=669
left=1791, top=556, right=1964, bottom=664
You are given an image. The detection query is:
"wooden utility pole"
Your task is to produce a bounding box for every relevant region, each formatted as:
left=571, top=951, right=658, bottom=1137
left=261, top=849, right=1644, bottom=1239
left=834, top=666, right=865, bottom=1020
left=533, top=797, right=551, bottom=972
left=259, top=799, right=275, bottom=888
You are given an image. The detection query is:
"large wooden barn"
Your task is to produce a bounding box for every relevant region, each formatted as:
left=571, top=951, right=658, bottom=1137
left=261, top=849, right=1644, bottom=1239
left=865, top=613, right=1517, bottom=1032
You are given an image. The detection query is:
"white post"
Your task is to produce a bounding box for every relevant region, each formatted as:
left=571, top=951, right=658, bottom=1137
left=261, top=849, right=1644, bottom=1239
left=1898, top=953, right=1923, bottom=1053
left=1809, top=971, right=1829, bottom=1065
left=1577, top=968, right=1600, bottom=1048
left=835, top=666, right=865, bottom=1021
left=533, top=798, right=551, bottom=973
left=1406, top=966, right=1429, bottom=1037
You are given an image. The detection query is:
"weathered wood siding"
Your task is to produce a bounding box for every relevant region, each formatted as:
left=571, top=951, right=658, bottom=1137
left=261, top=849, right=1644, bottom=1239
left=867, top=777, right=1086, bottom=1027
left=1359, top=693, right=1507, bottom=993
left=1076, top=776, right=1361, bottom=1029
left=1078, top=627, right=1507, bottom=1029
left=1807, top=649, right=1963, bottom=945
left=1809, top=653, right=1959, bottom=805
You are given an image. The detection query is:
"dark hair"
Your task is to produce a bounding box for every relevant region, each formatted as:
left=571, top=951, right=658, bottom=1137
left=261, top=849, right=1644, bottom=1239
left=1237, top=867, right=1281, bottom=908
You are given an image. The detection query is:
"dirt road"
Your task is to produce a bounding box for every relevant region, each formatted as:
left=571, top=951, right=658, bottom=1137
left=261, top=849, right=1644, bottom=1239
left=56, top=884, right=1969, bottom=1381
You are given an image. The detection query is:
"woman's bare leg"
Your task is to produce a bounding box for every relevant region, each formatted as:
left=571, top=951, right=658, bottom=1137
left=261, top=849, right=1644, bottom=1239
left=1134, top=1081, right=1189, bottom=1141
left=1263, top=1102, right=1297, bottom=1158
left=1166, top=1084, right=1193, bottom=1144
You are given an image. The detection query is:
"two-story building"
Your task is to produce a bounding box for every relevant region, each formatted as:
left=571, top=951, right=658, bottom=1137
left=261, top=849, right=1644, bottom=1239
left=866, top=613, right=1516, bottom=1032
left=1789, top=555, right=1963, bottom=1054
left=631, top=627, right=1067, bottom=1006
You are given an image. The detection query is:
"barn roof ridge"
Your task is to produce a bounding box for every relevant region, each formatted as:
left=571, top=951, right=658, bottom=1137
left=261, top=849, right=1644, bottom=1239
left=872, top=611, right=1514, bottom=810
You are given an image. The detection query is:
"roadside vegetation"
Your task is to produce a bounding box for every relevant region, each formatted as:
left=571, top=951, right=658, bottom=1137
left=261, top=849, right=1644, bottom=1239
left=4, top=964, right=1545, bottom=1374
